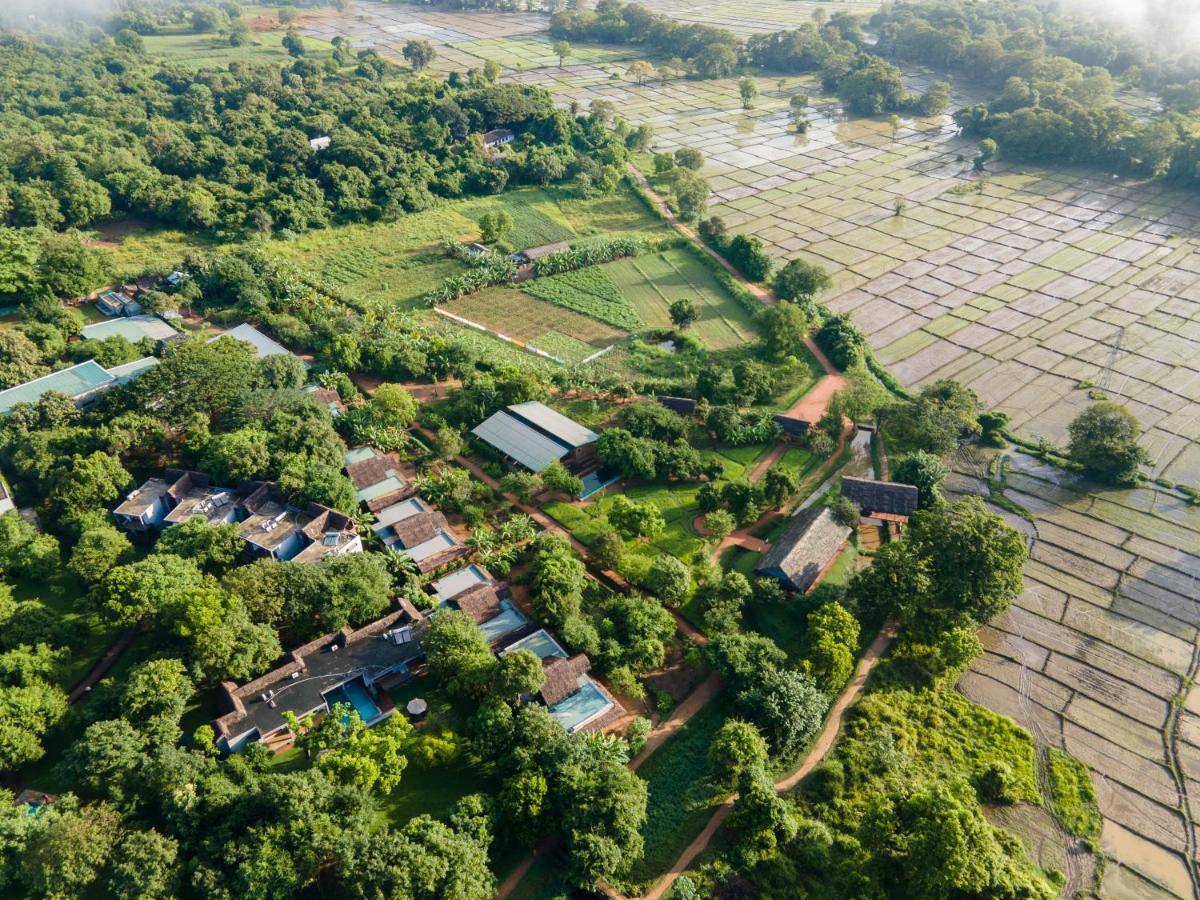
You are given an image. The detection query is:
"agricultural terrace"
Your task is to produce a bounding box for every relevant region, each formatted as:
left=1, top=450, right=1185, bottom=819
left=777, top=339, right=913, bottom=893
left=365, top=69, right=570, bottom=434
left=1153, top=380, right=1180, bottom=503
left=950, top=449, right=1200, bottom=898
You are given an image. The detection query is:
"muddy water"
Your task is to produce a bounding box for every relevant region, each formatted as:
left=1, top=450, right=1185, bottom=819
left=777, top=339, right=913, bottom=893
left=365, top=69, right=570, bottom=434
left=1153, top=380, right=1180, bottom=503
left=1102, top=819, right=1193, bottom=899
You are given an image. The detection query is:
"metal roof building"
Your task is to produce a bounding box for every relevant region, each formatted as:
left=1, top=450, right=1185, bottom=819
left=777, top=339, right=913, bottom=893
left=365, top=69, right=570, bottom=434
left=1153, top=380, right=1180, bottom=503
left=471, top=401, right=598, bottom=474
left=209, top=323, right=294, bottom=360
left=82, top=315, right=177, bottom=344
left=0, top=360, right=114, bottom=415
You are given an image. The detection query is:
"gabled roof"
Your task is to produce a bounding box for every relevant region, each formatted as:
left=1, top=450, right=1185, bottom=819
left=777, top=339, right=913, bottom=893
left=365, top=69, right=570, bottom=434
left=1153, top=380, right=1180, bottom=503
left=657, top=395, right=697, bottom=415
left=451, top=583, right=503, bottom=624
left=841, top=477, right=919, bottom=518
left=0, top=360, right=114, bottom=414
left=472, top=410, right=574, bottom=473
left=540, top=654, right=592, bottom=707
left=82, top=315, right=177, bottom=344
left=755, top=506, right=851, bottom=593
left=389, top=510, right=450, bottom=549
left=209, top=323, right=292, bottom=359
left=508, top=401, right=598, bottom=450
left=471, top=401, right=598, bottom=473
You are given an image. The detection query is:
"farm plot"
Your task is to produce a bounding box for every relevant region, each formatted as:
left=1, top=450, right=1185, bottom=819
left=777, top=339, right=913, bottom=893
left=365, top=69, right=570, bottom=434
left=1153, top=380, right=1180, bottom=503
left=444, top=287, right=627, bottom=365
left=952, top=449, right=1200, bottom=899
left=520, top=61, right=1199, bottom=483
left=525, top=265, right=642, bottom=331
left=606, top=248, right=759, bottom=349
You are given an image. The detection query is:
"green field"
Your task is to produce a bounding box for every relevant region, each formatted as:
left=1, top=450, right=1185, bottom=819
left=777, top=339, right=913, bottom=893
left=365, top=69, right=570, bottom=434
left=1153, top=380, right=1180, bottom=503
left=606, top=248, right=760, bottom=350
left=144, top=24, right=335, bottom=69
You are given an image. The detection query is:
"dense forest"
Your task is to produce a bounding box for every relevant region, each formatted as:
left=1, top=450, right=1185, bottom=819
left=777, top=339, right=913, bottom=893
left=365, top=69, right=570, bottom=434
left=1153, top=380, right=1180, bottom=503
left=0, top=30, right=593, bottom=239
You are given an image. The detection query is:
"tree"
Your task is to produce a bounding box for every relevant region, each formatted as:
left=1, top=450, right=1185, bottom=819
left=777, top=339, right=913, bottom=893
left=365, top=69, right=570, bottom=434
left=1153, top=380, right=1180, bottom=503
left=645, top=555, right=691, bottom=607
left=728, top=766, right=799, bottom=865
left=1067, top=402, right=1149, bottom=486
left=434, top=424, right=464, bottom=460
left=626, top=61, right=653, bottom=85
left=0, top=331, right=48, bottom=389
left=709, top=720, right=769, bottom=788
left=773, top=258, right=831, bottom=306
left=501, top=471, right=543, bottom=503
left=606, top=496, right=665, bottom=540
left=155, top=519, right=244, bottom=574
left=553, top=40, right=571, bottom=67
left=423, top=611, right=498, bottom=698
left=122, top=657, right=194, bottom=724
left=758, top=302, right=809, bottom=359
left=200, top=427, right=271, bottom=483
left=107, top=829, right=180, bottom=900
left=316, top=711, right=412, bottom=794
left=803, top=601, right=860, bottom=690
left=861, top=781, right=1054, bottom=899
left=0, top=227, right=40, bottom=303
left=704, top=508, right=736, bottom=543
left=672, top=173, right=710, bottom=222
left=18, top=799, right=122, bottom=898
left=674, top=147, right=704, bottom=171
left=541, top=460, right=583, bottom=497
left=905, top=497, right=1027, bottom=635
left=278, top=455, right=357, bottom=513
left=282, top=30, right=305, bottom=58
left=838, top=58, right=906, bottom=115
left=483, top=59, right=502, bottom=82
left=762, top=466, right=800, bottom=510
left=892, top=451, right=950, bottom=508
left=738, top=667, right=828, bottom=757
left=814, top=313, right=867, bottom=370
left=974, top=137, right=997, bottom=172
left=496, top=648, right=545, bottom=698
left=95, top=554, right=206, bottom=626
left=739, top=77, right=759, bottom=109
left=669, top=298, right=698, bottom=329
left=725, top=234, right=774, bottom=281
left=69, top=521, right=133, bottom=583
left=888, top=113, right=901, bottom=139
left=592, top=527, right=625, bottom=572
left=403, top=39, right=436, bottom=70
left=530, top=534, right=586, bottom=626
left=890, top=379, right=980, bottom=455
left=478, top=210, right=514, bottom=244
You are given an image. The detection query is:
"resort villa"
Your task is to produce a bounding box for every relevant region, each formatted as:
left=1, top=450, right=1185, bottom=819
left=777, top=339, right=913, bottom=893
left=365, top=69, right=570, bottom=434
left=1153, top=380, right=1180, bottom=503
left=755, top=506, right=852, bottom=594
left=208, top=323, right=297, bottom=360
left=499, top=629, right=624, bottom=735
left=212, top=601, right=427, bottom=753
left=113, top=470, right=361, bottom=563
left=430, top=565, right=530, bottom=645
left=472, top=401, right=599, bottom=477
left=0, top=357, right=159, bottom=417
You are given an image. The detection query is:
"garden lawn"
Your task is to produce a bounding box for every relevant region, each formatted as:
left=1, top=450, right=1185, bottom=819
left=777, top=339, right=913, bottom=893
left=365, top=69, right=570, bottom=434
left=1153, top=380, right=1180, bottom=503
left=606, top=248, right=759, bottom=350
left=623, top=693, right=733, bottom=893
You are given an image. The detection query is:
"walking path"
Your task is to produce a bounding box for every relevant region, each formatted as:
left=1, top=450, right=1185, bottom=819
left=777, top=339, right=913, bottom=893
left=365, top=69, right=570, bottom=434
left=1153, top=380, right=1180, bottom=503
left=68, top=627, right=138, bottom=703
left=497, top=670, right=727, bottom=899
left=642, top=622, right=899, bottom=900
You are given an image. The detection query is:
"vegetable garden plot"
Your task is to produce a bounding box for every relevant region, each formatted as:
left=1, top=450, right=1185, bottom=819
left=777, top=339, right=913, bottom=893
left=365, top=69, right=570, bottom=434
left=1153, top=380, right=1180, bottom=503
left=604, top=248, right=759, bottom=350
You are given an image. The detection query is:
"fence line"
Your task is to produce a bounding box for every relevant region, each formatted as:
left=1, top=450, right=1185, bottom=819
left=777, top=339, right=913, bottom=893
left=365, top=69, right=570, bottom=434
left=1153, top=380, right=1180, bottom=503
left=433, top=307, right=566, bottom=365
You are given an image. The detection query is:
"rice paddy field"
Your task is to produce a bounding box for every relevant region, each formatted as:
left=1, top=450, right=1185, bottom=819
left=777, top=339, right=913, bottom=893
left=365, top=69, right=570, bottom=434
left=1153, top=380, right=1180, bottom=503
left=948, top=449, right=1200, bottom=898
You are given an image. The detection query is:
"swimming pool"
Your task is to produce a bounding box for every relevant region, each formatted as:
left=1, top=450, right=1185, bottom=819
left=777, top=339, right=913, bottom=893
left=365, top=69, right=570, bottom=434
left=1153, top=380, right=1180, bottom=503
left=324, top=678, right=382, bottom=723
left=502, top=628, right=566, bottom=661
left=548, top=677, right=612, bottom=734
left=579, top=467, right=620, bottom=500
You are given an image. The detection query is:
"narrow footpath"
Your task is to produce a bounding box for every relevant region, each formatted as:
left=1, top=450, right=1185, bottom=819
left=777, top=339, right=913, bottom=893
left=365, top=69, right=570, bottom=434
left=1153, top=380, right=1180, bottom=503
left=642, top=622, right=899, bottom=900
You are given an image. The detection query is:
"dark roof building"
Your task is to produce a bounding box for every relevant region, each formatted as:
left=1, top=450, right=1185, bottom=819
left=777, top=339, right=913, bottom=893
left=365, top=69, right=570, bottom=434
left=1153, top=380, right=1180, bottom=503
left=773, top=414, right=811, bottom=437
left=212, top=602, right=426, bottom=753
left=510, top=241, right=571, bottom=267
left=657, top=395, right=697, bottom=415
left=755, top=506, right=852, bottom=593
left=840, top=477, right=919, bottom=519
left=471, top=401, right=598, bottom=474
